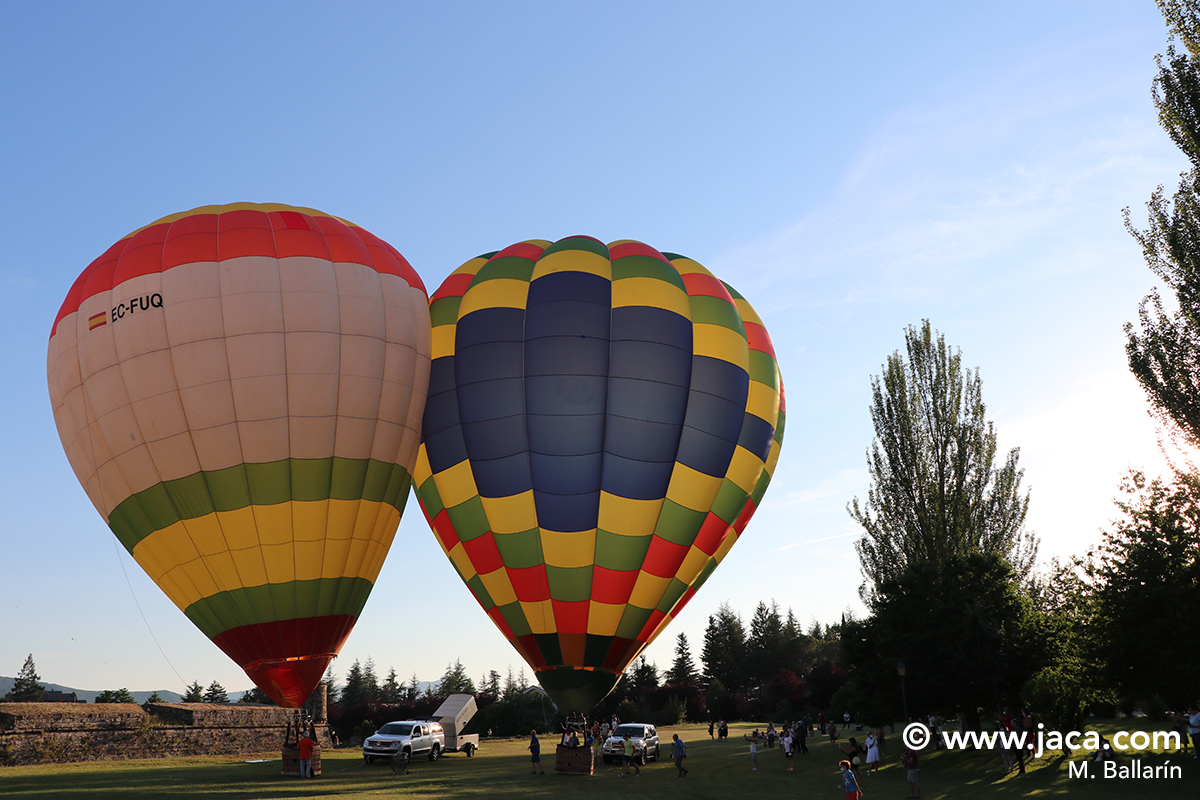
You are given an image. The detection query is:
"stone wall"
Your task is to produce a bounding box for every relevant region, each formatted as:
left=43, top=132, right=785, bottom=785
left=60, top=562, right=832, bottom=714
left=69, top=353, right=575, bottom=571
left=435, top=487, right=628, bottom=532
left=0, top=702, right=329, bottom=766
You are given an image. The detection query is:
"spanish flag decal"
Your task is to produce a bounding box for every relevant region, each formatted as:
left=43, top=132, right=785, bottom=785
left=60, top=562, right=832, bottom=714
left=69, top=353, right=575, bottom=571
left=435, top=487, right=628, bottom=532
left=88, top=312, right=107, bottom=330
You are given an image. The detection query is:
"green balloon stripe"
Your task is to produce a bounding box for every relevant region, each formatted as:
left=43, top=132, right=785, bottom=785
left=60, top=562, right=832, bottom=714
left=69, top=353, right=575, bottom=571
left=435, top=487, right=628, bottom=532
left=184, top=576, right=374, bottom=639
left=416, top=474, right=445, bottom=519
left=595, top=529, right=653, bottom=571
left=545, top=565, right=592, bottom=602
left=445, top=495, right=490, bottom=542
left=610, top=255, right=688, bottom=288
left=541, top=236, right=610, bottom=259
left=430, top=295, right=463, bottom=327
left=108, top=458, right=412, bottom=552
left=470, top=255, right=536, bottom=284
left=689, top=295, right=749, bottom=334
left=494, top=528, right=544, bottom=569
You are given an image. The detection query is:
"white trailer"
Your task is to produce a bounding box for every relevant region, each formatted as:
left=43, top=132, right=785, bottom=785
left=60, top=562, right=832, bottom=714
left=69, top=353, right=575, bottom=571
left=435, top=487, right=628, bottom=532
left=433, top=694, right=479, bottom=757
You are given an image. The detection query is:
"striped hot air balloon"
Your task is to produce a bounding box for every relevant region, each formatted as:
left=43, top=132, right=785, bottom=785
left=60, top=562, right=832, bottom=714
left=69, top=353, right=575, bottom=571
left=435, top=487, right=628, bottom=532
left=413, top=236, right=785, bottom=710
left=47, top=203, right=431, bottom=707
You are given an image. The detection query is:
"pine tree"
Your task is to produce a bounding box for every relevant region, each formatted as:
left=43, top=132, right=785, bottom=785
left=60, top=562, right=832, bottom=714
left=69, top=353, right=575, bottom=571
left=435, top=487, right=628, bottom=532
left=341, top=659, right=367, bottom=707
left=4, top=655, right=45, bottom=702
left=363, top=658, right=380, bottom=703
left=746, top=600, right=788, bottom=688
left=182, top=680, right=204, bottom=702
left=237, top=687, right=274, bottom=705
left=406, top=671, right=420, bottom=702
left=438, top=659, right=476, bottom=695
left=702, top=602, right=748, bottom=692
left=666, top=633, right=698, bottom=685
left=202, top=681, right=229, bottom=704
left=95, top=688, right=136, bottom=704
left=381, top=667, right=401, bottom=704
left=631, top=656, right=659, bottom=692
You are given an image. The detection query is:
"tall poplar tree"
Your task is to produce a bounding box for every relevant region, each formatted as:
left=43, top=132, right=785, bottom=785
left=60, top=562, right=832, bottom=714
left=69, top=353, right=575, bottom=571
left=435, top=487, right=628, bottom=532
left=848, top=320, right=1037, bottom=597
left=1126, top=1, right=1200, bottom=448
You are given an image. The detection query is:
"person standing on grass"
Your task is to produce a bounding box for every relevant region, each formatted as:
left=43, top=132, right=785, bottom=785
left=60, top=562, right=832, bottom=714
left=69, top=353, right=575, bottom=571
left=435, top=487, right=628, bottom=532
left=864, top=730, right=879, bottom=775
left=840, top=736, right=864, bottom=786
left=620, top=733, right=641, bottom=777
left=672, top=733, right=688, bottom=777
left=744, top=730, right=760, bottom=770
left=528, top=730, right=545, bottom=775
left=297, top=730, right=313, bottom=778
left=903, top=745, right=920, bottom=799
left=591, top=726, right=604, bottom=771
left=781, top=727, right=795, bottom=771
left=838, top=759, right=864, bottom=799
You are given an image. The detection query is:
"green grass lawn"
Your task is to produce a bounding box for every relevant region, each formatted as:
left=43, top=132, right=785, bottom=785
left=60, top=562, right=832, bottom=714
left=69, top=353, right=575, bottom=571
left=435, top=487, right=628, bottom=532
left=0, top=721, right=1195, bottom=799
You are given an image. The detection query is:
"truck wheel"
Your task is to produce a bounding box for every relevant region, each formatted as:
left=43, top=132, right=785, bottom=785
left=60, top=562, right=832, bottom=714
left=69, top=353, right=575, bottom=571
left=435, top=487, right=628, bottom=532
left=464, top=744, right=475, bottom=757
left=637, top=751, right=646, bottom=766
left=429, top=743, right=441, bottom=762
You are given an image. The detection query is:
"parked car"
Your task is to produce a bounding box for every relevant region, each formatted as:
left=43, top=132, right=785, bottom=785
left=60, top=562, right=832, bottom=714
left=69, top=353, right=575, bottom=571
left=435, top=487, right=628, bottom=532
left=601, top=723, right=660, bottom=764
left=363, top=720, right=446, bottom=763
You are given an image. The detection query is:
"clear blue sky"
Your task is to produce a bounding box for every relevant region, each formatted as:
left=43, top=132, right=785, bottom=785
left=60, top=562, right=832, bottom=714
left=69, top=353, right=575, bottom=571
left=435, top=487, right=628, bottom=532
left=0, top=1, right=1187, bottom=695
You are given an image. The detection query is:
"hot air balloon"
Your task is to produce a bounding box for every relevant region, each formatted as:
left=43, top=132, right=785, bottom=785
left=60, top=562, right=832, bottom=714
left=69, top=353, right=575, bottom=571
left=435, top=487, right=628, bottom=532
left=47, top=203, right=431, bottom=707
left=412, top=236, right=784, bottom=710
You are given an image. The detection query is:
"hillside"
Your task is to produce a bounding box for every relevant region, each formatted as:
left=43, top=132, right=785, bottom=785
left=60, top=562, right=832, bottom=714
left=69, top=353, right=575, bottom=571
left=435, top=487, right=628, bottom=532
left=0, top=676, right=195, bottom=704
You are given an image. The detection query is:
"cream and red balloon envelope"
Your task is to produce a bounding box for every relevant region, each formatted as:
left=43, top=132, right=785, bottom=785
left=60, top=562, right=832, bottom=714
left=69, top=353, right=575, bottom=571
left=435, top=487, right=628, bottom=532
left=47, top=203, right=431, bottom=707
left=413, top=236, right=785, bottom=710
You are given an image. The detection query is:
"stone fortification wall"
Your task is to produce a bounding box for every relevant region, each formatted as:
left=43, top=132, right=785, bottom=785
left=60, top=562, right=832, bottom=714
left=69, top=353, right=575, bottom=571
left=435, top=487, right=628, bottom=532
left=0, top=702, right=326, bottom=766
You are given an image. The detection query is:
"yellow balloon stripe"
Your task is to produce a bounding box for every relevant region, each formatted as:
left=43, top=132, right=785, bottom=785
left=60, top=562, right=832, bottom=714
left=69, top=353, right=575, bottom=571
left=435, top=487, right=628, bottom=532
left=611, top=276, right=692, bottom=317
left=540, top=529, right=598, bottom=569
left=693, top=323, right=751, bottom=371
left=130, top=498, right=399, bottom=612
left=457, top=278, right=532, bottom=317
left=530, top=249, right=612, bottom=281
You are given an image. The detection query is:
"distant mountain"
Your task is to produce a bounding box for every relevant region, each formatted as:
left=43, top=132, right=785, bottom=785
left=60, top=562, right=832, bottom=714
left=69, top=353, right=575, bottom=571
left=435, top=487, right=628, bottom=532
left=0, top=676, right=235, bottom=705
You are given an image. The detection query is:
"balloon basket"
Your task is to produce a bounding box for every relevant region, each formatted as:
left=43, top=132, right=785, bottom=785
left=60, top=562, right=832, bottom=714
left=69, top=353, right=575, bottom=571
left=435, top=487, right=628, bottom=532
left=281, top=712, right=322, bottom=777
left=554, top=744, right=594, bottom=775
left=281, top=742, right=321, bottom=776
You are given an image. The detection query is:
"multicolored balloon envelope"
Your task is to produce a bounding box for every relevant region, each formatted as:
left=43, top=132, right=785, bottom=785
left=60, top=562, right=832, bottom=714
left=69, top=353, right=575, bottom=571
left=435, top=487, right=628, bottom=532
left=413, top=236, right=785, bottom=710
left=47, top=203, right=431, bottom=707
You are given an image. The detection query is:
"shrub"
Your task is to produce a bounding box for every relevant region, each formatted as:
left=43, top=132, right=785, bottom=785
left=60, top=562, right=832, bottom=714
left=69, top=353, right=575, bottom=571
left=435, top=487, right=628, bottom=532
left=653, top=696, right=686, bottom=727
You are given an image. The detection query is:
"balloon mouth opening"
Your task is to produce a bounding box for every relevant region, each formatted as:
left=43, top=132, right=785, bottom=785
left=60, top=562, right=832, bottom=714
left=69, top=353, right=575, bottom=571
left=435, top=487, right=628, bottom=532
left=243, top=654, right=334, bottom=708
left=535, top=666, right=624, bottom=712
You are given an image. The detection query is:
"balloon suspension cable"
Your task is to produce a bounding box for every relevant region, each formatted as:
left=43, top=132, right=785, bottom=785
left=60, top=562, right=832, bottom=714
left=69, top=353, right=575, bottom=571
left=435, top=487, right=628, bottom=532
left=112, top=536, right=187, bottom=688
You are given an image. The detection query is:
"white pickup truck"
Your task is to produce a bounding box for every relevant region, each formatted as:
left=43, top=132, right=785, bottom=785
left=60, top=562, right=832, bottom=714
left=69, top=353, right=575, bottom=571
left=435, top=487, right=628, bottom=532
left=361, top=694, right=480, bottom=765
